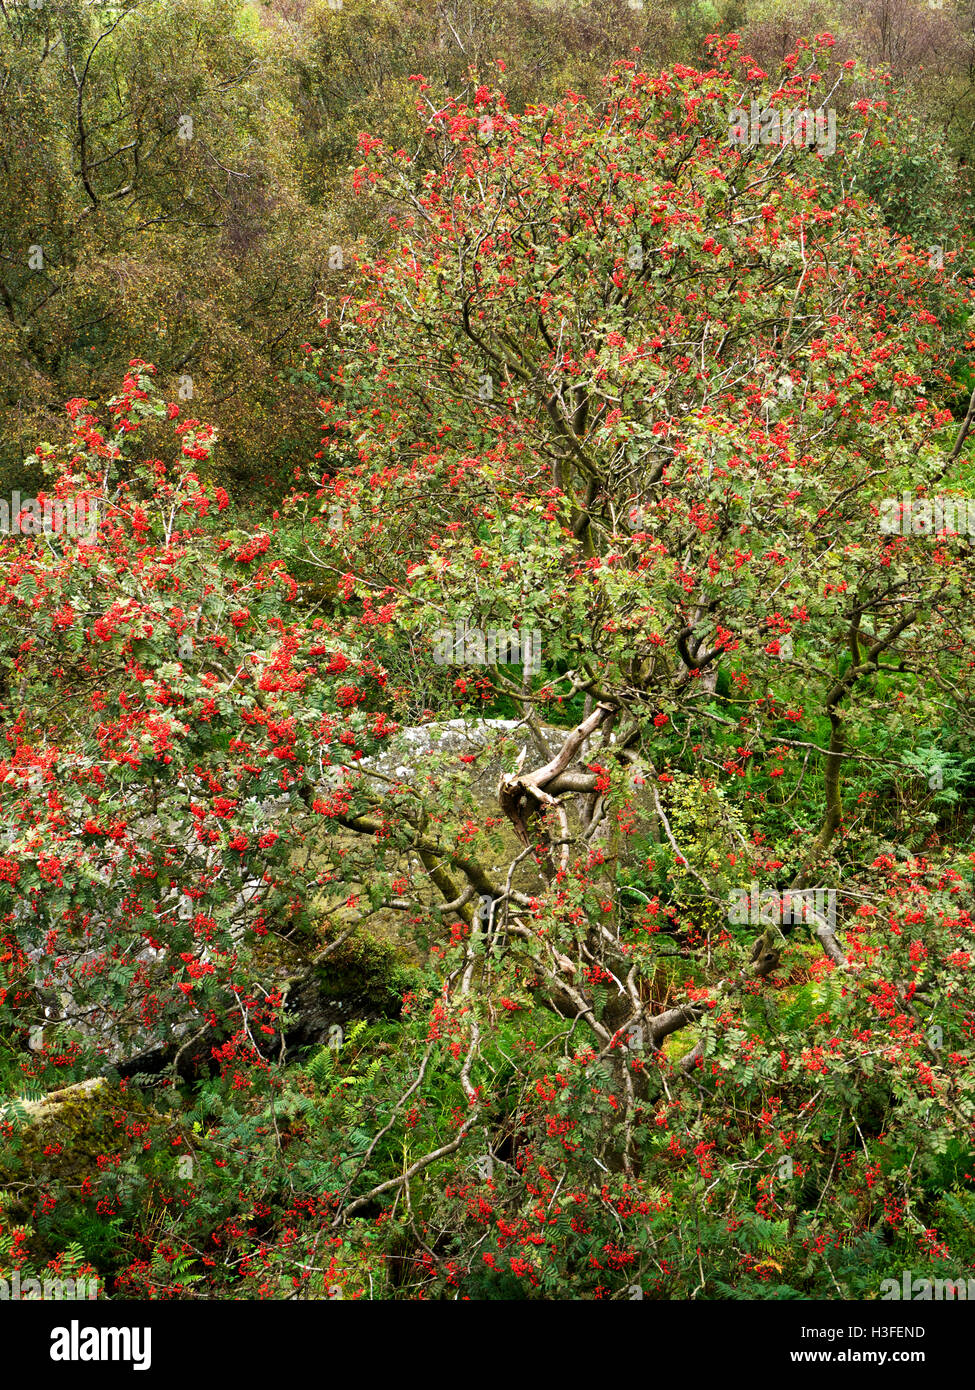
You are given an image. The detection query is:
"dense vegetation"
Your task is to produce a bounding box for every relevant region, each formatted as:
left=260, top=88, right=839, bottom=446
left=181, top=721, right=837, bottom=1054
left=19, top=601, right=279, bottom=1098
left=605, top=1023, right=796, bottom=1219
left=1, top=0, right=975, bottom=1302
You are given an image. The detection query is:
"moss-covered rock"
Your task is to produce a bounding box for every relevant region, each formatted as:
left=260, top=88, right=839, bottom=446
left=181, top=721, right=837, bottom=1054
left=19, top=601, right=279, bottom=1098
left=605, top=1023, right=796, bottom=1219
left=0, top=1079, right=155, bottom=1192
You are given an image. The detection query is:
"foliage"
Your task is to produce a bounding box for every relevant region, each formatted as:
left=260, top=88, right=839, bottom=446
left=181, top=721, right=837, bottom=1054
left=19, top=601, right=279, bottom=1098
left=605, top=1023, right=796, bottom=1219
left=1, top=9, right=975, bottom=1303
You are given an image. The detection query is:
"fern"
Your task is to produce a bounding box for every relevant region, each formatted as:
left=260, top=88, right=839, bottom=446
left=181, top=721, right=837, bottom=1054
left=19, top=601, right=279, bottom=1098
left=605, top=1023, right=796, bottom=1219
left=305, top=1046, right=337, bottom=1089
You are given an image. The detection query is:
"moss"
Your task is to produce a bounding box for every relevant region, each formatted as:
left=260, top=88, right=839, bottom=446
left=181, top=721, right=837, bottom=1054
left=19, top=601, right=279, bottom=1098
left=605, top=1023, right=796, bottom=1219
left=315, top=930, right=419, bottom=1018
left=663, top=1028, right=700, bottom=1063
left=0, top=1080, right=153, bottom=1187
